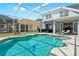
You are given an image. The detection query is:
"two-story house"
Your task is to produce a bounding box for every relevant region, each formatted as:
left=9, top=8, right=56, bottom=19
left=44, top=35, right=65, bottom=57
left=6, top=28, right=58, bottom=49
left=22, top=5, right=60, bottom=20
left=41, top=6, right=79, bottom=35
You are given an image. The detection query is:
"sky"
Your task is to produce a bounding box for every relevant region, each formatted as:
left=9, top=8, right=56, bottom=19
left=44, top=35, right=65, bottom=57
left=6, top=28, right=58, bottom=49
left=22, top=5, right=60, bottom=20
left=0, top=3, right=73, bottom=20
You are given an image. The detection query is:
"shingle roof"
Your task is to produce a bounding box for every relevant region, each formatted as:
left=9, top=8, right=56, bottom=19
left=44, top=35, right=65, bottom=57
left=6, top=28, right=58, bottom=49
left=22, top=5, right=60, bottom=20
left=0, top=14, right=13, bottom=24
left=68, top=4, right=79, bottom=9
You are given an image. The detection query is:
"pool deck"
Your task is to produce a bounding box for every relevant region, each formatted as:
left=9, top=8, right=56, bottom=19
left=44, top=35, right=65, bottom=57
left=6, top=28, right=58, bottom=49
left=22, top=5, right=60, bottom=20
left=51, top=35, right=79, bottom=56
left=0, top=33, right=79, bottom=56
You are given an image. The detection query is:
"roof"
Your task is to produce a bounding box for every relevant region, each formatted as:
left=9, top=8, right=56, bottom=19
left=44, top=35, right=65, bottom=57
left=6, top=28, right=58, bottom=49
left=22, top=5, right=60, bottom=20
left=40, top=6, right=79, bottom=15
left=68, top=3, right=79, bottom=9
left=0, top=14, right=13, bottom=24
left=18, top=19, right=40, bottom=26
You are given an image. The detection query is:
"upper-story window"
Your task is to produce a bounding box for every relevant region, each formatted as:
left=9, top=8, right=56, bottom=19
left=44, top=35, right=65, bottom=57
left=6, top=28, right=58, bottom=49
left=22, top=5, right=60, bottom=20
left=46, top=14, right=51, bottom=19
left=60, top=10, right=69, bottom=17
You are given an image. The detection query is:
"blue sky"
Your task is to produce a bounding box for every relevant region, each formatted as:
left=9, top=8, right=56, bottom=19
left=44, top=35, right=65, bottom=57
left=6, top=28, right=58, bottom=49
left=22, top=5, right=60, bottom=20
left=0, top=3, right=73, bottom=20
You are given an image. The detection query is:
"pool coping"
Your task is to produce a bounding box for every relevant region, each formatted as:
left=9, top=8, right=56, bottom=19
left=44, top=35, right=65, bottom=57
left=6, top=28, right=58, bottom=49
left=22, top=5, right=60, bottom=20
left=0, top=33, right=79, bottom=41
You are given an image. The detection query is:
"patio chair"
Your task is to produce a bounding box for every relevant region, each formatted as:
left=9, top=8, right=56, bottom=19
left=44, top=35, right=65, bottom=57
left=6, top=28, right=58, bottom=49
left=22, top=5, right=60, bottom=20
left=64, top=30, right=71, bottom=34
left=61, top=30, right=65, bottom=34
left=61, top=30, right=71, bottom=35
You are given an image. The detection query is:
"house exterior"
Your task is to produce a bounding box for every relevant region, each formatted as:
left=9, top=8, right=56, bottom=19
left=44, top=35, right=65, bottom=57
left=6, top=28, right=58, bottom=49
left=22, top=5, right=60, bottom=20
left=0, top=14, right=42, bottom=33
left=17, top=19, right=41, bottom=32
left=0, top=14, right=13, bottom=33
left=41, top=6, right=79, bottom=35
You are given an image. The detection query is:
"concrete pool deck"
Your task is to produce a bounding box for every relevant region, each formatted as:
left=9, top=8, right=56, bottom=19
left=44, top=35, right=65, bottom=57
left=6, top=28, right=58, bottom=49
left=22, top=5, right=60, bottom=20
left=51, top=36, right=79, bottom=56
left=0, top=33, right=79, bottom=56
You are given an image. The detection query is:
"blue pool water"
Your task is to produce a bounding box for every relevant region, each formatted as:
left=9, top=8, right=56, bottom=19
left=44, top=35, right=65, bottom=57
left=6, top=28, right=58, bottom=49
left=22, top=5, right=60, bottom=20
left=0, top=34, right=64, bottom=56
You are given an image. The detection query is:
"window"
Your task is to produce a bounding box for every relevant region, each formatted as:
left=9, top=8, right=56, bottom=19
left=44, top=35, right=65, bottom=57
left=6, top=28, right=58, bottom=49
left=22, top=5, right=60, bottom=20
left=46, top=15, right=48, bottom=19
left=49, top=14, right=51, bottom=19
left=60, top=11, right=63, bottom=17
left=46, top=14, right=51, bottom=19
left=60, top=10, right=69, bottom=17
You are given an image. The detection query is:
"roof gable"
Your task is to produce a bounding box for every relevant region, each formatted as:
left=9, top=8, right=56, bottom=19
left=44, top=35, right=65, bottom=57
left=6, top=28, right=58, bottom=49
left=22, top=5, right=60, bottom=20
left=40, top=6, right=79, bottom=15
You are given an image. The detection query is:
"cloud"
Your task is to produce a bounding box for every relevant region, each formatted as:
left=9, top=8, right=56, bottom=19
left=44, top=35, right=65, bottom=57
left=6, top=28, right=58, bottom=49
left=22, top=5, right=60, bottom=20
left=13, top=7, right=26, bottom=11
left=20, top=7, right=26, bottom=11
left=14, top=7, right=18, bottom=10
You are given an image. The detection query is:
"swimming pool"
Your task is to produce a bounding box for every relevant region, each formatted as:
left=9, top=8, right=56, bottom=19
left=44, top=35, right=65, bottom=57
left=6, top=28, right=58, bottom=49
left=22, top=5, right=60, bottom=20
left=0, top=34, right=64, bottom=56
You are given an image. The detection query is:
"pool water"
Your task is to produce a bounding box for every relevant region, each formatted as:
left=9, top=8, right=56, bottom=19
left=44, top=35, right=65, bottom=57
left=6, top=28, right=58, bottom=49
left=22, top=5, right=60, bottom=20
left=0, top=34, right=64, bottom=56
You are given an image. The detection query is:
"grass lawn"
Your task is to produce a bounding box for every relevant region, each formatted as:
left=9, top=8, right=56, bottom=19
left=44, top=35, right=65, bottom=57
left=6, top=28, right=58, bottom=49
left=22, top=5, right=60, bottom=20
left=0, top=33, right=13, bottom=37
left=0, top=32, right=35, bottom=37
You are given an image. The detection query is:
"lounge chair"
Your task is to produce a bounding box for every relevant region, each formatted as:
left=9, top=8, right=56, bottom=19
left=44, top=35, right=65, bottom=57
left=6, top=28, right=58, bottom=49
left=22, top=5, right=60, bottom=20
left=64, top=30, right=71, bottom=34
left=61, top=30, right=71, bottom=35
